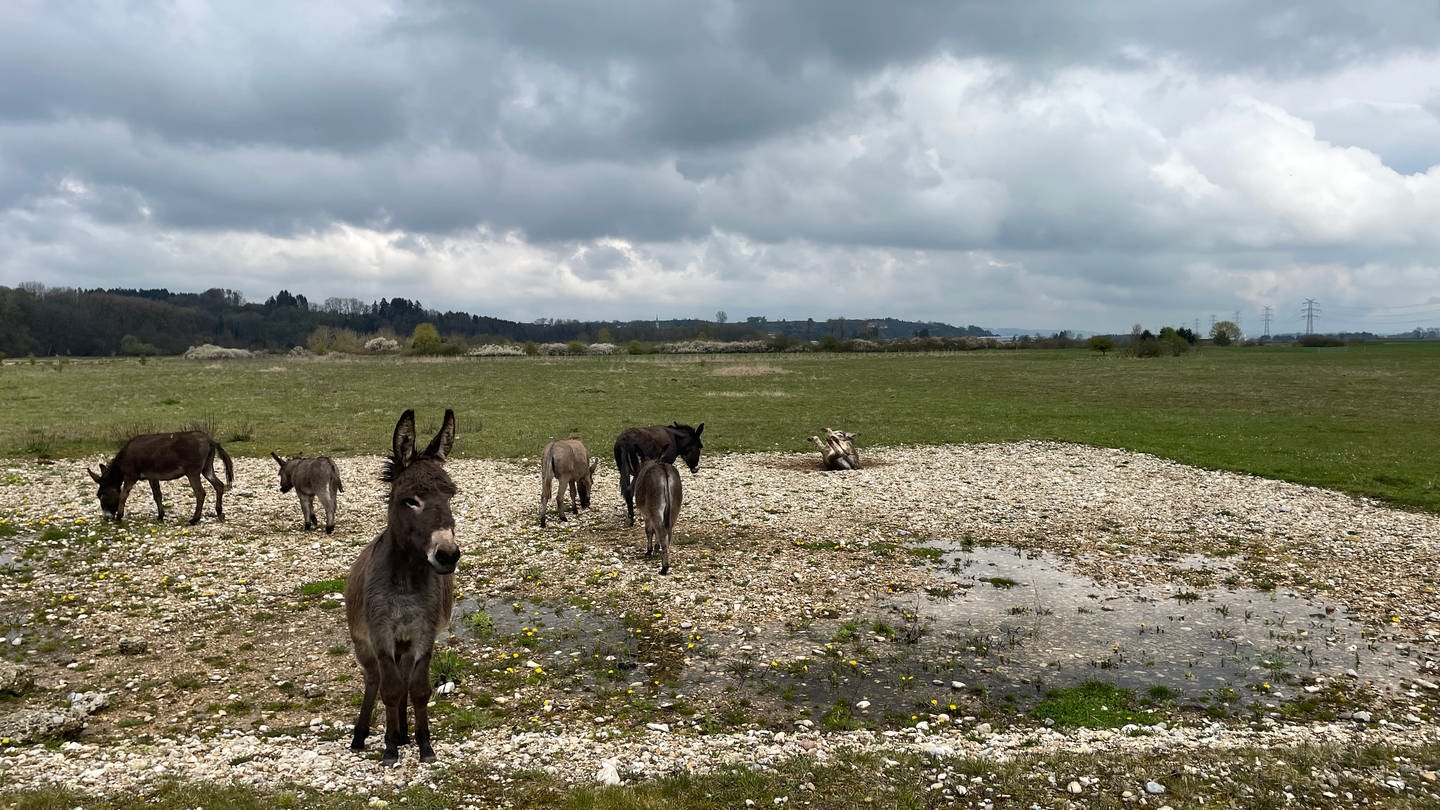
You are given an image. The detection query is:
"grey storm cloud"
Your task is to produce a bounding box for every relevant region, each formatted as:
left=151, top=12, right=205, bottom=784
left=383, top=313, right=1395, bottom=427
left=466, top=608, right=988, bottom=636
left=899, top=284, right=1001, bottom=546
left=2, top=0, right=1440, bottom=333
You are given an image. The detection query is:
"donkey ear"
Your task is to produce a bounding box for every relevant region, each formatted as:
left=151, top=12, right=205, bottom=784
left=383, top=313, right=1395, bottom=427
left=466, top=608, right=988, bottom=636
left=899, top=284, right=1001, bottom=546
left=392, top=409, right=418, bottom=467
left=695, top=422, right=704, bottom=437
left=88, top=466, right=102, bottom=483
left=424, top=409, right=456, bottom=461
left=271, top=452, right=284, bottom=466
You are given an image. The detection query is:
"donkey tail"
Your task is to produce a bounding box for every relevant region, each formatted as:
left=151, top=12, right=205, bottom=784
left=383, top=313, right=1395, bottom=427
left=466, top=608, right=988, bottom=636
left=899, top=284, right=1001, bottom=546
left=214, top=441, right=235, bottom=485
left=612, top=441, right=636, bottom=488
left=660, top=471, right=677, bottom=530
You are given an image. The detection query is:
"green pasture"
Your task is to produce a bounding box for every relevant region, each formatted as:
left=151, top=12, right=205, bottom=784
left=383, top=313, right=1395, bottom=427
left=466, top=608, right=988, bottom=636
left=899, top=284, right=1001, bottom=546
left=1, top=343, right=1437, bottom=512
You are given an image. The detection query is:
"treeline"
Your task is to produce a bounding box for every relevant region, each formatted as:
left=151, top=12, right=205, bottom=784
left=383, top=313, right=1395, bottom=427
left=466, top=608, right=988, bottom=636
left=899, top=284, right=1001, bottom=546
left=0, top=284, right=991, bottom=358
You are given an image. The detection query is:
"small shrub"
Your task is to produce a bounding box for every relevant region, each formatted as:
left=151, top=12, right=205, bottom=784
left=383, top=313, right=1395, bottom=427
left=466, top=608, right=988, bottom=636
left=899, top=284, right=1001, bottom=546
left=183, top=344, right=252, bottom=360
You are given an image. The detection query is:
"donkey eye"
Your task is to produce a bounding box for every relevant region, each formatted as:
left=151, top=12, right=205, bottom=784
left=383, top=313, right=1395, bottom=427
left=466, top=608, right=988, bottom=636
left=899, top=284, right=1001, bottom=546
left=402, top=496, right=423, bottom=510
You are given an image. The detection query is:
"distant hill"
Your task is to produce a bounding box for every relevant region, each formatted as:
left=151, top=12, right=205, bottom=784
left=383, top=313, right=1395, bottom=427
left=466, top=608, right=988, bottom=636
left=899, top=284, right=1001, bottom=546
left=0, top=283, right=991, bottom=357
left=740, top=316, right=991, bottom=340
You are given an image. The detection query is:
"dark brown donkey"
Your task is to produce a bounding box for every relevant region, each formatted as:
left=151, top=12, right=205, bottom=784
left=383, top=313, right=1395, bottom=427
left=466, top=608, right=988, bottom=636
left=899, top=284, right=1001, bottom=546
left=613, top=422, right=703, bottom=526
left=634, top=458, right=683, bottom=575
left=88, top=431, right=234, bottom=524
left=346, top=409, right=461, bottom=766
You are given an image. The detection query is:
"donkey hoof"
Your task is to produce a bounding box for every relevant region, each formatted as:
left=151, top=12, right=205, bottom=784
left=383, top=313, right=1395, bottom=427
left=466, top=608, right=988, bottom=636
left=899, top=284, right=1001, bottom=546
left=419, top=745, right=437, bottom=763
left=325, top=524, right=335, bottom=534
left=350, top=739, right=367, bottom=752
left=660, top=566, right=670, bottom=575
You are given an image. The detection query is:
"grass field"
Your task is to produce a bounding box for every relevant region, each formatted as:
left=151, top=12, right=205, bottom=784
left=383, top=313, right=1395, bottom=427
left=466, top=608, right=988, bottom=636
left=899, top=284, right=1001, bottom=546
left=3, top=343, right=1438, bottom=512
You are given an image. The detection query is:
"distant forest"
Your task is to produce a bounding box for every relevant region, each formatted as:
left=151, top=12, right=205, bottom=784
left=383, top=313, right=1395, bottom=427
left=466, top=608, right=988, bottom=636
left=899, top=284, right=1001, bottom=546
left=0, top=283, right=991, bottom=358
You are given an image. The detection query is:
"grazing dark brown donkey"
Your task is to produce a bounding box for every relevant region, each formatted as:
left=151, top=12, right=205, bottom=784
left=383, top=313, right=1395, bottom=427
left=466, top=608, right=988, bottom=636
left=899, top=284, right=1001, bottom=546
left=634, top=459, right=683, bottom=575
left=88, top=431, right=234, bottom=524
left=539, top=437, right=598, bottom=527
left=346, top=409, right=461, bottom=766
left=271, top=453, right=345, bottom=533
left=613, top=422, right=703, bottom=526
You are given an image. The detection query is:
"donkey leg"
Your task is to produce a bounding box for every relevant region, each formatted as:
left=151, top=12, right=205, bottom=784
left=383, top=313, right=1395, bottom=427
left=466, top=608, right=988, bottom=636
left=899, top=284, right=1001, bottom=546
left=185, top=473, right=205, bottom=525
left=624, top=480, right=636, bottom=527
left=410, top=650, right=438, bottom=762
left=660, top=527, right=671, bottom=576
left=540, top=476, right=553, bottom=527
left=568, top=481, right=580, bottom=515
left=321, top=488, right=337, bottom=534
left=146, top=480, right=163, bottom=521
left=351, top=664, right=380, bottom=751
left=300, top=493, right=317, bottom=529
left=203, top=467, right=226, bottom=520
left=379, top=673, right=408, bottom=765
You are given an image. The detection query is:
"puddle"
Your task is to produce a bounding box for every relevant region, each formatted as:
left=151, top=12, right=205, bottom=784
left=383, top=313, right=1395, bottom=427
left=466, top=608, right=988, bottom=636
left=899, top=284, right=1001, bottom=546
left=444, top=545, right=1423, bottom=726
left=450, top=595, right=643, bottom=685
left=682, top=544, right=1419, bottom=721
left=898, top=544, right=1407, bottom=701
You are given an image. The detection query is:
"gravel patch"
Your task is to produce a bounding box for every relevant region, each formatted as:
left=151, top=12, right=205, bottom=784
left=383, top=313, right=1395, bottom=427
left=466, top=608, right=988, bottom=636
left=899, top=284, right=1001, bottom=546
left=1, top=441, right=1439, bottom=797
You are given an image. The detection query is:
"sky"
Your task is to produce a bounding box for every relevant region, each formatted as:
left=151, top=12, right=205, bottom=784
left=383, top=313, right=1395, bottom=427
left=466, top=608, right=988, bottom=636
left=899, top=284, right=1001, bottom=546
left=3, top=1, right=1440, bottom=336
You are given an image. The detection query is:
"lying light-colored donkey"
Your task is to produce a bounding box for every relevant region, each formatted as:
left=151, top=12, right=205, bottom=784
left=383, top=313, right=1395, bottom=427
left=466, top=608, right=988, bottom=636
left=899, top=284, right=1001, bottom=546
left=272, top=452, right=344, bottom=533
left=809, top=427, right=860, bottom=470
left=539, top=437, right=598, bottom=527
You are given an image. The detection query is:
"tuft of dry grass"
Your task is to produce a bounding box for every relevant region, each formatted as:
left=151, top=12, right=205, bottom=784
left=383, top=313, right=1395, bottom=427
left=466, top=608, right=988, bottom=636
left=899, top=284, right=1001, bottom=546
left=709, top=363, right=791, bottom=377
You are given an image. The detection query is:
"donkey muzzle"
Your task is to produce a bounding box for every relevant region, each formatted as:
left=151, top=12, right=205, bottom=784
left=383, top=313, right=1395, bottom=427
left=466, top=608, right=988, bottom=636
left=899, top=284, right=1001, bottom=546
left=427, top=528, right=461, bottom=575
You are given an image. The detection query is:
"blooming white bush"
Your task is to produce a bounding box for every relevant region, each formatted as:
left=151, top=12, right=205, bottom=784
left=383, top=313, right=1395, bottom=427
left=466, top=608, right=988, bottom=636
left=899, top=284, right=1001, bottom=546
left=661, top=340, right=773, bottom=354
left=537, top=342, right=571, bottom=355
left=466, top=344, right=525, bottom=357
left=364, top=337, right=400, bottom=353
left=183, top=344, right=253, bottom=360
left=586, top=343, right=618, bottom=355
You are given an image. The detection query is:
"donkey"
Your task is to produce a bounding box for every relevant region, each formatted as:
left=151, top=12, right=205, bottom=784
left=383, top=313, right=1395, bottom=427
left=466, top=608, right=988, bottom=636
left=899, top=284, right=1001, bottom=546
left=539, top=437, right=598, bottom=527
left=346, top=409, right=461, bottom=766
left=271, top=452, right=344, bottom=533
left=88, top=431, right=234, bottom=524
left=810, top=428, right=860, bottom=470
left=633, top=458, right=683, bottom=575
left=613, top=422, right=703, bottom=526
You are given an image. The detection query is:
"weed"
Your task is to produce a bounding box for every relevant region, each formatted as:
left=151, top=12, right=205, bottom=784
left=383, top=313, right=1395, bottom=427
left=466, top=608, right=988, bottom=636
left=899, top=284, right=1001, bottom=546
left=1031, top=681, right=1159, bottom=729
left=298, top=578, right=345, bottom=597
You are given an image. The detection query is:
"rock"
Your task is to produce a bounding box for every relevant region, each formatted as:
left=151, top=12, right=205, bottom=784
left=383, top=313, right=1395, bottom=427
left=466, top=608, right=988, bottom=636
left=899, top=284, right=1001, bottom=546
left=0, top=662, right=32, bottom=695
left=1146, top=780, right=1166, bottom=795
left=1067, top=781, right=1083, bottom=794
left=0, top=691, right=108, bottom=744
left=116, top=638, right=149, bottom=655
